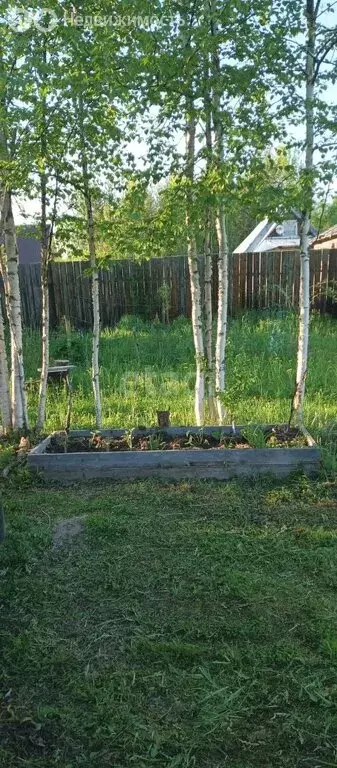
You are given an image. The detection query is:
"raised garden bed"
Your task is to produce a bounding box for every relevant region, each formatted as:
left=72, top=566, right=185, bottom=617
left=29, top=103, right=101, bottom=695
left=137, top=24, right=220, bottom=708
left=28, top=426, right=320, bottom=483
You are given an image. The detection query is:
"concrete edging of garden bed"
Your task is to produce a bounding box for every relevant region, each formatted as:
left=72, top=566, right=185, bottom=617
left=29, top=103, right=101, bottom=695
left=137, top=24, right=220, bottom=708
left=27, top=426, right=321, bottom=484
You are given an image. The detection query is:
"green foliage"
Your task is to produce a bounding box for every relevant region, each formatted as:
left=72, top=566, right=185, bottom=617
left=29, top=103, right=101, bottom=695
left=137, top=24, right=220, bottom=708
left=312, top=196, right=337, bottom=233
left=69, top=145, right=303, bottom=261
left=2, top=0, right=336, bottom=265
left=77, top=178, right=188, bottom=262
left=95, top=181, right=166, bottom=261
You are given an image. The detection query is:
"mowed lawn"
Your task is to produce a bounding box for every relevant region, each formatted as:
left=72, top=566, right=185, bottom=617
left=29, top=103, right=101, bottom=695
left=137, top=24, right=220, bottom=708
left=1, top=474, right=337, bottom=767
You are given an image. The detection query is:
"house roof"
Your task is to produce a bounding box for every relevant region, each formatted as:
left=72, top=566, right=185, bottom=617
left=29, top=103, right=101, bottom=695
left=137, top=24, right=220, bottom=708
left=0, top=224, right=42, bottom=264
left=232, top=217, right=269, bottom=254
left=234, top=214, right=317, bottom=254
left=313, top=224, right=337, bottom=244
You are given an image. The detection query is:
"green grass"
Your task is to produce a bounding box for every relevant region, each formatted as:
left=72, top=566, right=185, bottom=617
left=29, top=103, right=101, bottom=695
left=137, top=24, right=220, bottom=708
left=1, top=311, right=337, bottom=766
left=23, top=311, right=337, bottom=434
left=1, top=474, right=337, bottom=767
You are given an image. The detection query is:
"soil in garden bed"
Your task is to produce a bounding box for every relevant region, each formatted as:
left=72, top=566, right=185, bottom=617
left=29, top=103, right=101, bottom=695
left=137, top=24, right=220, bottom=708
left=46, top=426, right=307, bottom=454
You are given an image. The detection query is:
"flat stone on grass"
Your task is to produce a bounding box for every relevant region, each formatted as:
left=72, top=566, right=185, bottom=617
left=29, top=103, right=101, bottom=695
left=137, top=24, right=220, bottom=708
left=52, top=516, right=86, bottom=550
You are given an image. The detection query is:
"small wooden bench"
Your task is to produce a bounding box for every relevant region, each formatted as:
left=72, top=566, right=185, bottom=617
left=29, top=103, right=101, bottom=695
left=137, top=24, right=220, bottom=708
left=38, top=361, right=76, bottom=385
left=37, top=361, right=76, bottom=430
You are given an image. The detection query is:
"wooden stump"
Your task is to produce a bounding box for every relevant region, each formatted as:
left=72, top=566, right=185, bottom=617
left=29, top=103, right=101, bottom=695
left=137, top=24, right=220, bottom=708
left=157, top=410, right=170, bottom=428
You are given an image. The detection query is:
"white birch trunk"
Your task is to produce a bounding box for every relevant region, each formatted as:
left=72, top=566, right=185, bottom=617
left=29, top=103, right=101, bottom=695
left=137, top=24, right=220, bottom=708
left=10, top=335, right=22, bottom=428
left=3, top=193, right=29, bottom=430
left=210, top=3, right=230, bottom=424
left=1, top=254, right=23, bottom=430
left=188, top=237, right=205, bottom=426
left=0, top=190, right=6, bottom=239
left=78, top=94, right=102, bottom=428
left=36, top=258, right=49, bottom=432
left=87, top=201, right=102, bottom=429
left=0, top=55, right=28, bottom=431
left=185, top=110, right=205, bottom=426
left=203, top=66, right=217, bottom=421
left=0, top=296, right=11, bottom=432
left=292, top=216, right=310, bottom=423
left=215, top=208, right=229, bottom=423
left=36, top=47, right=50, bottom=433
left=204, top=224, right=215, bottom=410
left=36, top=172, right=49, bottom=433
left=291, top=1, right=315, bottom=425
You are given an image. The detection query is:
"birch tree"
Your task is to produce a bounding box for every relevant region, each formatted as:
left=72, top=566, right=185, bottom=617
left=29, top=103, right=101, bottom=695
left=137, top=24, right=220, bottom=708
left=185, top=107, right=205, bottom=425
left=1, top=7, right=64, bottom=432
left=77, top=93, right=102, bottom=428
left=141, top=0, right=284, bottom=425
left=203, top=58, right=216, bottom=421
left=0, top=41, right=29, bottom=431
left=208, top=1, right=230, bottom=423
left=57, top=1, right=141, bottom=427
left=63, top=89, right=106, bottom=434
left=237, top=0, right=337, bottom=426
left=9, top=5, right=108, bottom=430
left=289, top=0, right=337, bottom=424
left=2, top=0, right=130, bottom=431
left=291, top=1, right=315, bottom=424
left=2, top=193, right=29, bottom=429
left=36, top=43, right=51, bottom=432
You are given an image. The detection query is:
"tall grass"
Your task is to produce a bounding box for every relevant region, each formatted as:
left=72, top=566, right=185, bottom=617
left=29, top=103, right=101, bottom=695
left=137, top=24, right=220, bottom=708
left=23, top=311, right=337, bottom=436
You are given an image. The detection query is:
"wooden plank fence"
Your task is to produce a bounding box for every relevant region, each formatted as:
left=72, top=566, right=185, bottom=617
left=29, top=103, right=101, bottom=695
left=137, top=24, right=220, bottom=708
left=15, top=250, right=337, bottom=329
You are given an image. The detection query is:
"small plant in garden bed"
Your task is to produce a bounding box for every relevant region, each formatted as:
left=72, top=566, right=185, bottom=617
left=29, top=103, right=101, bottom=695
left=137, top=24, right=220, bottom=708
left=45, top=425, right=308, bottom=454
left=242, top=425, right=267, bottom=448
left=265, top=426, right=308, bottom=448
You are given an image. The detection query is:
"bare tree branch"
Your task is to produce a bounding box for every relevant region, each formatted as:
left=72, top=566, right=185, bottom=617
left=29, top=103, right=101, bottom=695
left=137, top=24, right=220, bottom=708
left=316, top=0, right=337, bottom=18
left=313, top=31, right=337, bottom=80
left=314, top=0, right=323, bottom=18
